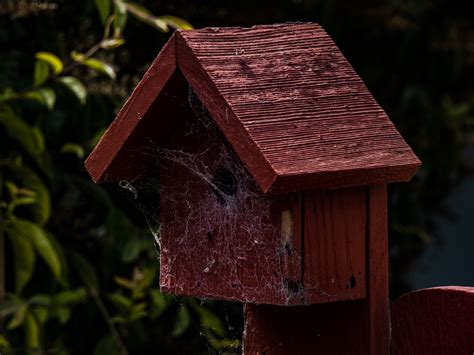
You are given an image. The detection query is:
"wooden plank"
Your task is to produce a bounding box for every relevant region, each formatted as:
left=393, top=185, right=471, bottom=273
left=367, top=184, right=389, bottom=355
left=278, top=193, right=304, bottom=304
left=243, top=184, right=390, bottom=354
left=86, top=24, right=420, bottom=192
left=303, top=187, right=366, bottom=303
left=179, top=24, right=420, bottom=193
left=157, top=70, right=302, bottom=305
left=243, top=301, right=369, bottom=354
left=85, top=33, right=177, bottom=183
left=175, top=31, right=277, bottom=193
left=391, top=286, right=474, bottom=355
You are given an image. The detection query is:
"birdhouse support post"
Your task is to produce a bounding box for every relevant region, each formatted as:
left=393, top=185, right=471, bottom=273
left=243, top=184, right=389, bottom=355
left=84, top=23, right=420, bottom=355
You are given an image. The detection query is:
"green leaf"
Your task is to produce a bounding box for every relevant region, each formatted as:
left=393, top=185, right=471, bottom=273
left=51, top=305, right=71, bottom=324
left=12, top=196, right=37, bottom=206
left=109, top=293, right=132, bottom=313
left=129, top=302, right=147, bottom=321
left=43, top=231, right=69, bottom=286
left=24, top=87, right=56, bottom=109
left=7, top=219, right=62, bottom=283
left=58, top=76, right=87, bottom=104
left=195, top=306, right=225, bottom=337
left=101, top=38, right=125, bottom=50
left=114, top=0, right=128, bottom=35
left=158, top=15, right=193, bottom=30
left=149, top=290, right=171, bottom=318
left=95, top=0, right=111, bottom=24
left=61, top=142, right=85, bottom=158
left=7, top=303, right=28, bottom=330
left=83, top=59, right=116, bottom=79
left=34, top=60, right=49, bottom=86
left=70, top=252, right=100, bottom=291
left=114, top=276, right=134, bottom=290
left=24, top=312, right=41, bottom=351
left=39, top=87, right=56, bottom=109
left=35, top=52, right=63, bottom=75
left=29, top=294, right=52, bottom=306
left=0, top=335, right=11, bottom=353
left=53, top=288, right=87, bottom=305
left=124, top=2, right=168, bottom=32
left=5, top=224, right=36, bottom=294
left=7, top=164, right=51, bottom=225
left=0, top=105, right=45, bottom=160
left=0, top=88, right=16, bottom=101
left=31, top=305, right=49, bottom=325
left=172, top=306, right=191, bottom=337
left=134, top=266, right=157, bottom=294
left=70, top=50, right=85, bottom=62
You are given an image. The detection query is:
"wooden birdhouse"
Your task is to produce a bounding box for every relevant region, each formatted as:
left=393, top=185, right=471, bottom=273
left=86, top=22, right=419, bottom=315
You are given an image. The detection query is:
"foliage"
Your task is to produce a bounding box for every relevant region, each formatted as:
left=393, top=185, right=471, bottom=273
left=0, top=1, right=239, bottom=354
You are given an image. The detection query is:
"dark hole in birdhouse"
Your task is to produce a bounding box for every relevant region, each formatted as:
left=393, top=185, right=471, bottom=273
left=349, top=275, right=356, bottom=289
left=211, top=167, right=237, bottom=204
left=285, top=279, right=301, bottom=295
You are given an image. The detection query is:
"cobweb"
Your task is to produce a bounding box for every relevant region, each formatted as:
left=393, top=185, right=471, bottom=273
left=116, top=85, right=296, bottom=353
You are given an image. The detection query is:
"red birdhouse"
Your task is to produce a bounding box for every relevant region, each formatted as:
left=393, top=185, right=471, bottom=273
left=86, top=22, right=419, bottom=316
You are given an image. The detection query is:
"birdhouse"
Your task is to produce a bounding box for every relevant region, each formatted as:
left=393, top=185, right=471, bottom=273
left=85, top=23, right=420, bottom=307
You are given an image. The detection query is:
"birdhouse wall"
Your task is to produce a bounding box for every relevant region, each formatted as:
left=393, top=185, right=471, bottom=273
left=154, top=70, right=367, bottom=305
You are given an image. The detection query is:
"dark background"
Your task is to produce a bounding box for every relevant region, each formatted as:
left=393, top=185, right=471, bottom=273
left=0, top=0, right=472, bottom=353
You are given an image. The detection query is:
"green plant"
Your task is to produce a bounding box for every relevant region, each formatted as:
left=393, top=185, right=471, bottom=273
left=0, top=1, right=238, bottom=353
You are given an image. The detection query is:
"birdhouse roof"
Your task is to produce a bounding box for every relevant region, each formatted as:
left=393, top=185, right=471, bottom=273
left=85, top=23, right=420, bottom=193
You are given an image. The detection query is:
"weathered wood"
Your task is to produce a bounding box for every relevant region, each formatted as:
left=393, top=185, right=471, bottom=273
left=85, top=23, right=421, bottom=193
left=178, top=24, right=420, bottom=193
left=391, top=286, right=474, bottom=355
left=85, top=34, right=176, bottom=183
left=158, top=70, right=301, bottom=304
left=243, top=185, right=390, bottom=354
left=303, top=187, right=366, bottom=304
left=367, top=184, right=389, bottom=355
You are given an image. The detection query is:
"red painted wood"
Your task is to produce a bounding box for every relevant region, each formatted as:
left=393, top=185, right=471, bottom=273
left=177, top=24, right=420, bottom=192
left=158, top=70, right=302, bottom=304
left=156, top=71, right=373, bottom=305
left=391, top=286, right=474, bottom=355
left=85, top=34, right=176, bottom=183
left=85, top=23, right=421, bottom=193
left=303, top=187, right=366, bottom=304
left=278, top=192, right=304, bottom=304
left=175, top=32, right=277, bottom=193
left=243, top=301, right=369, bottom=354
left=367, top=184, right=389, bottom=355
left=243, top=185, right=390, bottom=353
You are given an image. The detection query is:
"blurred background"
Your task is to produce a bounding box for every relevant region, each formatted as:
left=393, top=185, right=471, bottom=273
left=0, top=0, right=472, bottom=353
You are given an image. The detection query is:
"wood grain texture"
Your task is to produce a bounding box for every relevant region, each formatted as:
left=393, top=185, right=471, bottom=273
left=157, top=70, right=304, bottom=305
left=178, top=23, right=421, bottom=193
left=85, top=23, right=421, bottom=193
left=85, top=34, right=177, bottom=183
left=243, top=301, right=369, bottom=354
left=367, top=184, right=389, bottom=355
left=303, top=187, right=366, bottom=303
left=391, top=286, right=474, bottom=355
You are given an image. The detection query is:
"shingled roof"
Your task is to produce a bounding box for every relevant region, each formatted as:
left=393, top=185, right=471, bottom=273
left=85, top=23, right=420, bottom=193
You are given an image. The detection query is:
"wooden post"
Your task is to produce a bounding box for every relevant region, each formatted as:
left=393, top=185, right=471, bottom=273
left=391, top=287, right=474, bottom=355
left=243, top=185, right=389, bottom=354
